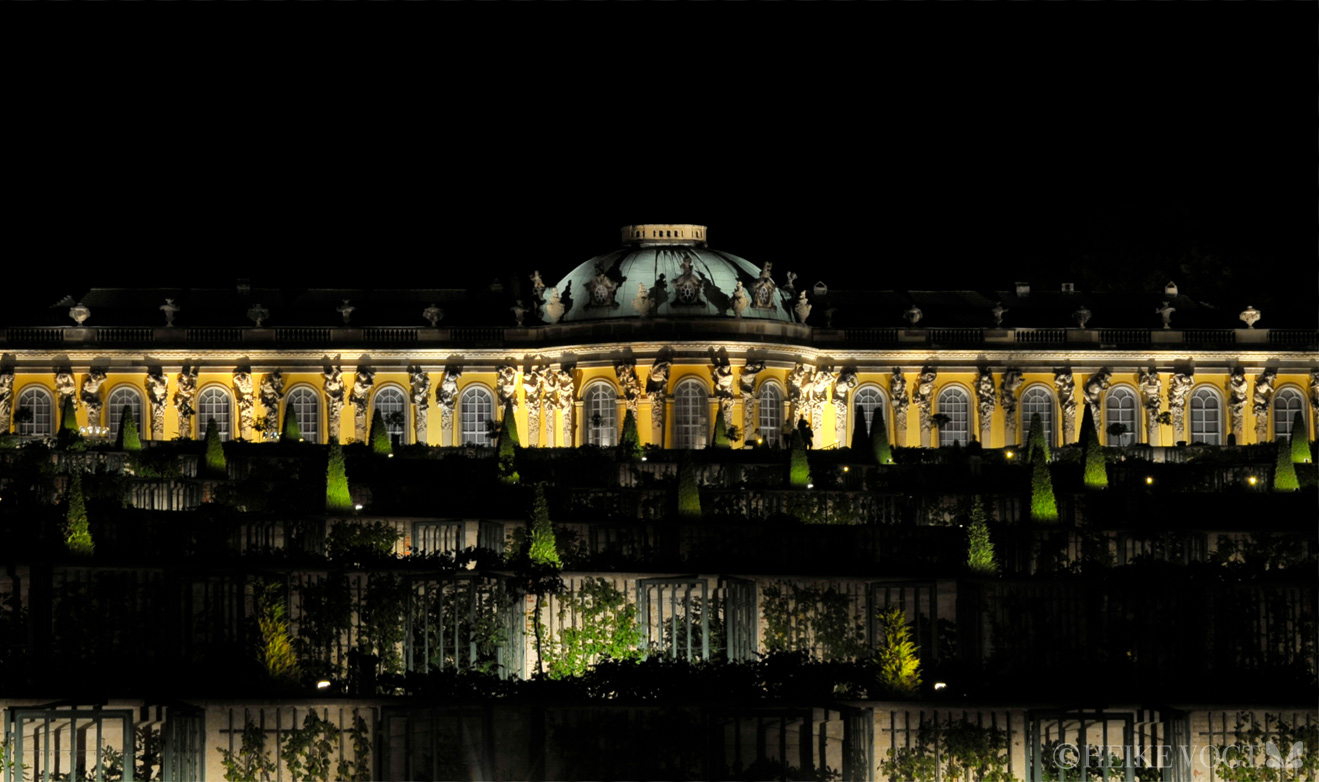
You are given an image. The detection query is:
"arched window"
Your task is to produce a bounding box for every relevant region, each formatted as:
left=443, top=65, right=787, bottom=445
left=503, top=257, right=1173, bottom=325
left=936, top=387, right=969, bottom=447
left=460, top=386, right=494, bottom=446
left=758, top=383, right=785, bottom=447
left=674, top=380, right=708, bottom=449
left=374, top=387, right=407, bottom=446
left=1105, top=387, right=1138, bottom=446
left=1274, top=388, right=1307, bottom=441
left=108, top=387, right=144, bottom=442
left=586, top=384, right=618, bottom=446
left=15, top=387, right=53, bottom=436
left=853, top=385, right=887, bottom=445
left=1020, top=386, right=1055, bottom=447
left=286, top=387, right=320, bottom=443
left=1190, top=388, right=1222, bottom=445
left=198, top=387, right=232, bottom=441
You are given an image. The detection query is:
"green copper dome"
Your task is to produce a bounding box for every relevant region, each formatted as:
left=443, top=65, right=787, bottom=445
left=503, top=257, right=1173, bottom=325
left=546, top=224, right=796, bottom=324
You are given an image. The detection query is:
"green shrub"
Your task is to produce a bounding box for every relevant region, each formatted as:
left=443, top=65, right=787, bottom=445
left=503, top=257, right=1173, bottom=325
left=528, top=484, right=561, bottom=567
left=711, top=408, right=732, bottom=449
left=1030, top=453, right=1059, bottom=522
left=60, top=395, right=79, bottom=435
left=1079, top=403, right=1107, bottom=489
left=368, top=408, right=392, bottom=455
left=788, top=430, right=812, bottom=488
left=326, top=520, right=400, bottom=561
left=281, top=408, right=302, bottom=442
left=1025, top=412, right=1050, bottom=463
left=204, top=417, right=228, bottom=478
left=326, top=440, right=354, bottom=513
left=1291, top=411, right=1311, bottom=463
left=117, top=405, right=142, bottom=452
left=619, top=408, right=642, bottom=461
left=497, top=401, right=520, bottom=485
left=678, top=450, right=701, bottom=518
left=966, top=496, right=997, bottom=575
left=875, top=606, right=921, bottom=697
left=871, top=407, right=894, bottom=465
left=257, top=582, right=301, bottom=684
left=64, top=471, right=94, bottom=557
left=1274, top=437, right=1299, bottom=491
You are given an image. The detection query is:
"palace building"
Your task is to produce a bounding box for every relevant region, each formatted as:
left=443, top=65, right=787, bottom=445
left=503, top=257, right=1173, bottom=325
left=0, top=224, right=1314, bottom=781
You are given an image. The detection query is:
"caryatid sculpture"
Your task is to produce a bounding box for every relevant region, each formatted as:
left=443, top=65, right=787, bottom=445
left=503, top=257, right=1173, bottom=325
left=409, top=366, right=431, bottom=444
left=999, top=369, right=1024, bottom=446
left=437, top=367, right=461, bottom=446
left=81, top=370, right=107, bottom=430
left=807, top=365, right=836, bottom=435
left=975, top=367, right=996, bottom=444
left=833, top=369, right=858, bottom=445
left=1227, top=368, right=1248, bottom=443
left=146, top=370, right=170, bottom=440
left=259, top=371, right=284, bottom=442
left=913, top=368, right=937, bottom=443
left=233, top=371, right=255, bottom=440
left=523, top=363, right=548, bottom=447
left=1053, top=369, right=1077, bottom=445
left=1138, top=368, right=1163, bottom=445
left=891, top=368, right=910, bottom=445
left=350, top=367, right=375, bottom=442
left=739, top=361, right=765, bottom=439
left=646, top=358, right=671, bottom=441
left=616, top=362, right=642, bottom=415
left=1310, top=371, right=1319, bottom=414
left=711, top=358, right=737, bottom=423
left=1083, top=369, right=1111, bottom=422
left=787, top=364, right=813, bottom=425
left=323, top=363, right=344, bottom=442
left=554, top=369, right=575, bottom=446
left=1253, top=369, right=1277, bottom=443
left=0, top=370, right=14, bottom=433
left=55, top=372, right=77, bottom=411
left=496, top=365, right=519, bottom=416
left=174, top=366, right=198, bottom=439
left=1167, top=372, right=1194, bottom=444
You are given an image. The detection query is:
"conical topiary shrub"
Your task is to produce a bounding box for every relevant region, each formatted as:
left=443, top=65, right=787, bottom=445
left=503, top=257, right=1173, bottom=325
left=1026, top=412, right=1051, bottom=463
left=1030, top=451, right=1059, bottom=522
left=65, top=471, right=94, bottom=557
left=117, top=405, right=142, bottom=452
left=204, top=417, right=227, bottom=478
left=280, top=408, right=302, bottom=442
left=496, top=401, right=520, bottom=485
left=789, top=429, right=812, bottom=488
left=1291, top=411, right=1311, bottom=464
left=966, top=496, right=998, bottom=575
left=678, top=450, right=701, bottom=519
left=870, top=407, right=893, bottom=465
left=528, top=483, right=561, bottom=568
left=619, top=408, right=642, bottom=462
left=851, top=404, right=871, bottom=454
left=1274, top=437, right=1299, bottom=491
left=1079, top=403, right=1107, bottom=489
left=326, top=439, right=354, bottom=512
left=369, top=408, right=392, bottom=455
left=60, top=396, right=79, bottom=435
left=711, top=407, right=732, bottom=450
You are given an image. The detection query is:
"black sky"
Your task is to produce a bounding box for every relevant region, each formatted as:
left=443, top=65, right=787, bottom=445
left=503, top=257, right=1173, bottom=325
left=5, top=7, right=1313, bottom=317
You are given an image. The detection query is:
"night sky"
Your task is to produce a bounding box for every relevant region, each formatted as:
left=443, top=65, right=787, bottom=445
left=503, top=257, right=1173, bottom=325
left=7, top=8, right=1313, bottom=319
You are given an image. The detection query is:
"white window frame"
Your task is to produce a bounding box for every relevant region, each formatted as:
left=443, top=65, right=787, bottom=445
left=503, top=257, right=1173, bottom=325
left=286, top=386, right=320, bottom=443
left=374, top=386, right=408, bottom=446
left=1274, top=388, right=1307, bottom=441
left=674, top=380, right=709, bottom=450
left=107, top=386, right=144, bottom=442
left=1105, top=386, right=1139, bottom=447
left=460, top=386, right=494, bottom=447
left=937, top=386, right=970, bottom=447
left=1020, top=385, right=1055, bottom=447
left=758, top=382, right=785, bottom=448
left=852, top=385, right=888, bottom=446
left=198, top=386, right=233, bottom=441
left=585, top=383, right=618, bottom=447
left=1189, top=387, right=1222, bottom=445
left=16, top=386, right=53, bottom=436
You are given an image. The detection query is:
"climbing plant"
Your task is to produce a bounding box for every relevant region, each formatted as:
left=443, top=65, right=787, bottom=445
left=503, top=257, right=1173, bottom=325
left=1211, top=712, right=1319, bottom=782
left=540, top=577, right=642, bottom=679
left=761, top=582, right=866, bottom=661
left=218, top=718, right=277, bottom=782
left=879, top=715, right=1013, bottom=782
left=280, top=711, right=340, bottom=782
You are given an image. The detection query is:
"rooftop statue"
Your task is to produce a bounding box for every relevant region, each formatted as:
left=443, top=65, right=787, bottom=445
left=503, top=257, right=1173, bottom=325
left=511, top=300, right=530, bottom=327
left=991, top=302, right=1008, bottom=327
left=1155, top=301, right=1176, bottom=330
left=672, top=255, right=703, bottom=306
left=586, top=260, right=623, bottom=309
left=1073, top=305, right=1092, bottom=329
left=69, top=302, right=90, bottom=326
left=730, top=281, right=749, bottom=318
left=541, top=287, right=565, bottom=325
left=422, top=304, right=444, bottom=327
left=1239, top=305, right=1261, bottom=329
left=904, top=305, right=923, bottom=327
left=160, top=298, right=181, bottom=327
left=794, top=291, right=812, bottom=324
left=751, top=263, right=778, bottom=309
left=529, top=270, right=546, bottom=302
left=247, top=304, right=269, bottom=328
left=337, top=300, right=355, bottom=325
left=632, top=283, right=654, bottom=318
